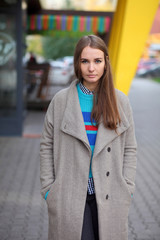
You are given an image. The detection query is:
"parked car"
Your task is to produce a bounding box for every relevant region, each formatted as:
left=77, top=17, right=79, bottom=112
left=48, top=57, right=75, bottom=85
left=58, top=56, right=74, bottom=66
left=136, top=58, right=160, bottom=78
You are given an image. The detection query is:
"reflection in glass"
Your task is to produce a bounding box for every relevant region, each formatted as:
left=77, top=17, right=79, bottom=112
left=0, top=14, right=17, bottom=116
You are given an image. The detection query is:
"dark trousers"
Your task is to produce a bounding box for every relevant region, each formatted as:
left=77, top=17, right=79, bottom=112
left=81, top=193, right=99, bottom=240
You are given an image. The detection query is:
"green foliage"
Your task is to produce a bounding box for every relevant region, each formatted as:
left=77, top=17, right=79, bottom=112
left=26, top=35, right=43, bottom=56
left=41, top=31, right=93, bottom=59
left=41, top=36, right=79, bottom=59
left=153, top=77, right=160, bottom=83
left=26, top=31, right=93, bottom=60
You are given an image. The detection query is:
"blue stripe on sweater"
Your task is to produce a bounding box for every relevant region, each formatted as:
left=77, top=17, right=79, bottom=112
left=82, top=112, right=96, bottom=123
left=87, top=133, right=97, bottom=145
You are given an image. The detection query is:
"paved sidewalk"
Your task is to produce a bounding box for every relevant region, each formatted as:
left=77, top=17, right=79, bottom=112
left=0, top=78, right=160, bottom=240
left=128, top=78, right=160, bottom=240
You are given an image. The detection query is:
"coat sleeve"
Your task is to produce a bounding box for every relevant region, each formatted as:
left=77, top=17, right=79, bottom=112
left=40, top=101, right=55, bottom=199
left=123, top=96, right=137, bottom=196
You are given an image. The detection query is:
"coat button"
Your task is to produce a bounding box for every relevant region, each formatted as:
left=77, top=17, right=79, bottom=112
left=106, top=194, right=109, bottom=200
left=107, top=147, right=111, bottom=152
left=106, top=171, right=110, bottom=177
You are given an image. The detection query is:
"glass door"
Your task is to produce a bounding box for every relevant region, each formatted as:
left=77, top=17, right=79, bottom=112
left=0, top=14, right=17, bottom=117
left=0, top=0, right=24, bottom=136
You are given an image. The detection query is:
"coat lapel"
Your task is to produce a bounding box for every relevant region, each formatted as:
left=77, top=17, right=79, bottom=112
left=60, top=81, right=91, bottom=152
left=93, top=103, right=130, bottom=157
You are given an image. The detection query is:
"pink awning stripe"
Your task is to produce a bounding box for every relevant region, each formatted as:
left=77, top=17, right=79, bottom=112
left=105, top=17, right=111, bottom=32
left=79, top=16, right=85, bottom=32
left=56, top=15, right=61, bottom=30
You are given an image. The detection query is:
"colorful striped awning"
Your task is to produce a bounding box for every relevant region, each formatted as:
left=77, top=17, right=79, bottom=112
left=27, top=15, right=111, bottom=33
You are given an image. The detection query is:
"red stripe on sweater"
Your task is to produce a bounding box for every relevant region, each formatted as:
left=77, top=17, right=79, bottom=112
left=85, top=125, right=98, bottom=131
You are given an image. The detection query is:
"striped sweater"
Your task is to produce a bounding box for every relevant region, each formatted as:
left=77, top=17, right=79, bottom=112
left=77, top=83, right=98, bottom=194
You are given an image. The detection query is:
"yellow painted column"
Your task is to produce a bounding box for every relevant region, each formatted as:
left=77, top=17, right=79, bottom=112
left=108, top=0, right=159, bottom=95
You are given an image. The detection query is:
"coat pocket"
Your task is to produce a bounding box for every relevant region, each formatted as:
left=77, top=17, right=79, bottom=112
left=122, top=178, right=132, bottom=201
left=46, top=182, right=55, bottom=204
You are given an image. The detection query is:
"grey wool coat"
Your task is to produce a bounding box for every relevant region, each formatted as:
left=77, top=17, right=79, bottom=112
left=40, top=80, right=137, bottom=240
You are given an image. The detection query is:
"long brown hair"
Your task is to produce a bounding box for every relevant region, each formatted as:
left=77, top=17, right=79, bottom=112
left=74, top=35, right=121, bottom=131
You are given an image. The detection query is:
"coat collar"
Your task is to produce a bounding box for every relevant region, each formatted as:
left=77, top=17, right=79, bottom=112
left=61, top=80, right=130, bottom=156
left=61, top=80, right=90, bottom=152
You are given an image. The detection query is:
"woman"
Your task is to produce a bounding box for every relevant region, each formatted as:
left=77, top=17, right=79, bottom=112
left=40, top=35, right=137, bottom=240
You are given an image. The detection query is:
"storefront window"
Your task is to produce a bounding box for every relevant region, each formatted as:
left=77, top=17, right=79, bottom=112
left=0, top=14, right=17, bottom=116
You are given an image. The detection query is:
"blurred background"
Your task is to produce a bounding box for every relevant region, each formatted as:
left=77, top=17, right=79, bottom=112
left=0, top=1, right=160, bottom=240
left=0, top=0, right=159, bottom=136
